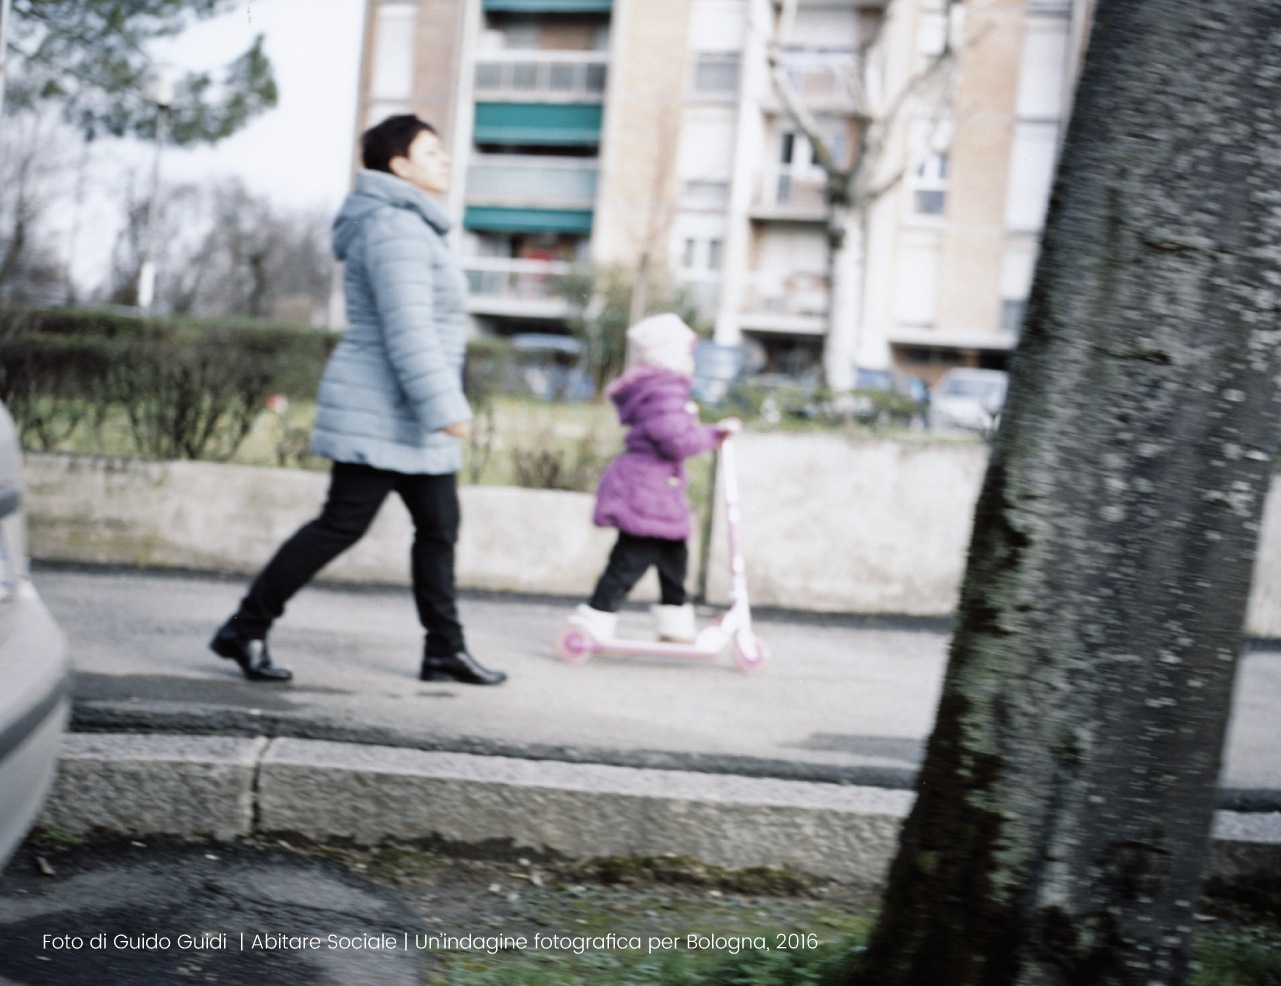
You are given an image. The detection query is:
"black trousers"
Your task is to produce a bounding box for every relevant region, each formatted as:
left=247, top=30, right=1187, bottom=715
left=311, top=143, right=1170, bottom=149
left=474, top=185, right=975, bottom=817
left=588, top=532, right=688, bottom=613
left=228, top=462, right=466, bottom=657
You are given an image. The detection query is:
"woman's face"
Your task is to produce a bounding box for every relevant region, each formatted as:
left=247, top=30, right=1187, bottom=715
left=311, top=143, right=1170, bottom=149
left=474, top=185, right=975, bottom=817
left=390, top=130, right=450, bottom=196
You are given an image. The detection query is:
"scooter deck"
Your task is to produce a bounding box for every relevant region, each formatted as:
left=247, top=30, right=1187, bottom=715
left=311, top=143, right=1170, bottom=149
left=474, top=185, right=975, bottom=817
left=587, top=637, right=721, bottom=660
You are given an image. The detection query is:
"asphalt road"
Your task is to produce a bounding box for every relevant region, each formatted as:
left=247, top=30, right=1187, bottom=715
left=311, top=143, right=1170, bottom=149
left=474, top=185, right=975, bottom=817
left=31, top=565, right=1281, bottom=799
left=0, top=841, right=423, bottom=986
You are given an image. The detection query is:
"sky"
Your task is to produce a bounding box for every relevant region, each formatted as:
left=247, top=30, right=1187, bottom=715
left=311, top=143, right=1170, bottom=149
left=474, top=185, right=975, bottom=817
left=151, top=0, right=366, bottom=210
left=54, top=0, right=366, bottom=293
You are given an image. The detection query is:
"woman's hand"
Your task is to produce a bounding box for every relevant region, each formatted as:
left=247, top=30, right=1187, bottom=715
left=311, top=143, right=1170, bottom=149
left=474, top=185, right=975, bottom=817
left=442, top=420, right=473, bottom=439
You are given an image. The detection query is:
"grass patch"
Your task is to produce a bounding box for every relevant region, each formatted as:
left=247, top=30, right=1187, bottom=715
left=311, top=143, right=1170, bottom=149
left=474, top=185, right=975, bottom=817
left=254, top=842, right=878, bottom=986
left=573, top=855, right=818, bottom=897
left=24, top=827, right=85, bottom=852
left=1193, top=927, right=1281, bottom=986
left=442, top=936, right=868, bottom=986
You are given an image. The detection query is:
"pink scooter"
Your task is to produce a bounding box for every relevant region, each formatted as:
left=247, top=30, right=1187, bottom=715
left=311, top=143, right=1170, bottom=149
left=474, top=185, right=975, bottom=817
left=554, top=436, right=768, bottom=672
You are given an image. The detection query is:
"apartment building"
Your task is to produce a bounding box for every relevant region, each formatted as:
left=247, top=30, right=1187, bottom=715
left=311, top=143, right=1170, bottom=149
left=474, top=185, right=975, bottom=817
left=353, top=0, right=1090, bottom=385
left=863, top=0, right=1092, bottom=384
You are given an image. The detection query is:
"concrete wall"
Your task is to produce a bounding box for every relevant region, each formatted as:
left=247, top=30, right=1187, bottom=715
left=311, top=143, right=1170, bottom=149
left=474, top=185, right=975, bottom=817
left=22, top=453, right=663, bottom=601
left=705, top=431, right=1281, bottom=636
left=23, top=440, right=1281, bottom=634
left=706, top=433, right=989, bottom=616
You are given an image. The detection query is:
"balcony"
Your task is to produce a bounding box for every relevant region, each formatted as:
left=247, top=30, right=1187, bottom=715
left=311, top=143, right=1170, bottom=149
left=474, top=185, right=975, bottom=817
left=473, top=101, right=604, bottom=146
left=463, top=257, right=576, bottom=319
left=750, top=175, right=827, bottom=221
left=474, top=51, right=608, bottom=101
left=483, top=0, right=612, bottom=11
left=466, top=156, right=598, bottom=209
left=769, top=50, right=860, bottom=111
left=739, top=272, right=829, bottom=334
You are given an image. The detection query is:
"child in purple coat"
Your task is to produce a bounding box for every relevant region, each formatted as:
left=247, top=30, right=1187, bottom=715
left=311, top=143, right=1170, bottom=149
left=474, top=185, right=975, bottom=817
left=570, top=314, right=740, bottom=643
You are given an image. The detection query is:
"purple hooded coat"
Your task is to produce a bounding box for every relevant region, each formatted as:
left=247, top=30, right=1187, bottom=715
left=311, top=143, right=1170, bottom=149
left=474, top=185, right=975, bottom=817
left=593, top=365, right=722, bottom=541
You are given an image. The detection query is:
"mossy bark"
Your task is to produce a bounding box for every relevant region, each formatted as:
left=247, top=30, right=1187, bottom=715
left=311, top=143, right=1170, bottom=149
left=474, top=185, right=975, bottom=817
left=854, top=2, right=1281, bottom=984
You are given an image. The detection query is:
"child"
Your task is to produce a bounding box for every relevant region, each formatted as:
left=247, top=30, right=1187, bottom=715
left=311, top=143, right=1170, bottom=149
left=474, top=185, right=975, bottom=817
left=569, top=314, right=740, bottom=643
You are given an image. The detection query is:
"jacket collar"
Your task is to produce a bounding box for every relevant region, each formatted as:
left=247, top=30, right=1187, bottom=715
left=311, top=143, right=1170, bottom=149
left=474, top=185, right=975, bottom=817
left=354, top=169, right=451, bottom=235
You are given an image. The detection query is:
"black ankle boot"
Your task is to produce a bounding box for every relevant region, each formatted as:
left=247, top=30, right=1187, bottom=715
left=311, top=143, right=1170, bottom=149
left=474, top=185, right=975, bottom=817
left=420, top=650, right=506, bottom=685
left=210, top=626, right=293, bottom=681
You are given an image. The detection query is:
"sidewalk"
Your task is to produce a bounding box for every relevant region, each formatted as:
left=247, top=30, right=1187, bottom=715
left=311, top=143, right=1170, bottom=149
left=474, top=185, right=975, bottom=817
left=35, top=566, right=1281, bottom=803
left=20, top=564, right=1281, bottom=881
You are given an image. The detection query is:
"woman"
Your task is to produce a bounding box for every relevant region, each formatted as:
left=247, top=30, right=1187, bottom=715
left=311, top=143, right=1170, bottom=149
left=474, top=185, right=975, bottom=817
left=210, top=114, right=505, bottom=686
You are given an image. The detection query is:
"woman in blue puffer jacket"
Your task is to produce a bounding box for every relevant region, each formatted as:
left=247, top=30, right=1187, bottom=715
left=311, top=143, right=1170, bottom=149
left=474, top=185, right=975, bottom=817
left=210, top=115, right=505, bottom=686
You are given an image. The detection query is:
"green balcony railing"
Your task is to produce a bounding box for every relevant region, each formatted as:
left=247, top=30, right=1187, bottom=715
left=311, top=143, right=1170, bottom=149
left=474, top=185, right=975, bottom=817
left=482, top=0, right=611, bottom=11
left=463, top=207, right=593, bottom=234
left=473, top=102, right=603, bottom=146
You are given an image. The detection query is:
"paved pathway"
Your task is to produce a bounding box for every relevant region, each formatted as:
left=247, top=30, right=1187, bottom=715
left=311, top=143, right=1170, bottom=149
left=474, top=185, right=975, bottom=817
left=31, top=566, right=1281, bottom=800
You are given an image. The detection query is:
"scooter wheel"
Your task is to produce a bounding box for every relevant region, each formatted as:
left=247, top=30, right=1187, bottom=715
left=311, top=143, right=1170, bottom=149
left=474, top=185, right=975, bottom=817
left=555, top=626, right=595, bottom=664
left=733, top=637, right=769, bottom=673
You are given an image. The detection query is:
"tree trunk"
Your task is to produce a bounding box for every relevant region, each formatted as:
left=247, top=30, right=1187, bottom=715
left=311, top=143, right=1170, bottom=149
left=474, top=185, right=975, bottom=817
left=823, top=202, right=858, bottom=390
left=854, top=3, right=1281, bottom=985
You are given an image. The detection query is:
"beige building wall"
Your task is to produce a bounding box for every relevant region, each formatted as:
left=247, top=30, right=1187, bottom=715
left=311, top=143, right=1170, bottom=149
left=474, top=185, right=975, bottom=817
left=592, top=0, right=696, bottom=271
left=412, top=0, right=467, bottom=143
left=934, top=0, right=1023, bottom=338
left=356, top=1, right=467, bottom=144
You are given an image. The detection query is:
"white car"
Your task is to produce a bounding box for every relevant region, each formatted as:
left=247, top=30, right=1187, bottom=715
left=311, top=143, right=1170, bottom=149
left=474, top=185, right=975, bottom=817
left=928, top=368, right=1009, bottom=434
left=0, top=401, right=70, bottom=870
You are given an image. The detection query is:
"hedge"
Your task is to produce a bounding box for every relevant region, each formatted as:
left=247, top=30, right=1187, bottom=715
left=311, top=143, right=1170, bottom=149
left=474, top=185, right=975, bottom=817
left=0, top=307, right=533, bottom=463
left=0, top=307, right=340, bottom=460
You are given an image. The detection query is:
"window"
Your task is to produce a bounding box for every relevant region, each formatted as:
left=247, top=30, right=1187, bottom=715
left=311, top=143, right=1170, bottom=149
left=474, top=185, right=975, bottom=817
left=682, top=180, right=730, bottom=207
left=894, top=237, right=941, bottom=325
left=1001, top=299, right=1027, bottom=337
left=683, top=239, right=697, bottom=268
left=512, top=63, right=537, bottom=89
left=694, top=53, right=740, bottom=95
left=707, top=239, right=722, bottom=270
left=689, top=0, right=746, bottom=50
left=370, top=4, right=417, bottom=100
left=774, top=130, right=829, bottom=209
left=549, top=64, right=576, bottom=90
left=914, top=190, right=945, bottom=215
left=1005, top=122, right=1059, bottom=230
left=910, top=153, right=948, bottom=216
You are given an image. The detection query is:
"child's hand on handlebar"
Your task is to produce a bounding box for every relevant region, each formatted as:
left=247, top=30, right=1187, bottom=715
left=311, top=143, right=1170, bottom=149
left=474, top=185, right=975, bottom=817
left=715, top=417, right=742, bottom=443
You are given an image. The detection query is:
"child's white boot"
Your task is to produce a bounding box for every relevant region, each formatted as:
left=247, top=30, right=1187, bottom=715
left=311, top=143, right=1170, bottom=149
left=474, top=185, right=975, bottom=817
left=654, top=603, right=697, bottom=643
left=568, top=604, right=617, bottom=641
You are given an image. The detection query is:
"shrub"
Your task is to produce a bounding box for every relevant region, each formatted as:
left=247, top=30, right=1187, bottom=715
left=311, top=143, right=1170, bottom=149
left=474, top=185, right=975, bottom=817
left=0, top=306, right=337, bottom=460
left=510, top=427, right=610, bottom=493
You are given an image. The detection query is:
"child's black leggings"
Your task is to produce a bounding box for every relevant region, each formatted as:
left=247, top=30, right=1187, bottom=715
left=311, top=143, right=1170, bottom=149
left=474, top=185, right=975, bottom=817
left=588, top=532, right=688, bottom=612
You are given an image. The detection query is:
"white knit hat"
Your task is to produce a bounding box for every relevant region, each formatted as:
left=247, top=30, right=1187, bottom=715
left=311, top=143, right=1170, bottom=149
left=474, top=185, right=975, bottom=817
left=626, top=313, right=697, bottom=373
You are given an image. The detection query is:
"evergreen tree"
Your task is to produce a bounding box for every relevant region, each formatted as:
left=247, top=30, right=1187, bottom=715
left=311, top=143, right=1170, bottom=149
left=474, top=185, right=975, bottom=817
left=5, top=0, right=276, bottom=144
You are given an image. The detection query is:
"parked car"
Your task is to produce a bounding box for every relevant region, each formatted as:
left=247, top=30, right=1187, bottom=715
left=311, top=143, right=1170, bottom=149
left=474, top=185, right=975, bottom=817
left=510, top=333, right=594, bottom=401
left=928, top=368, right=1009, bottom=433
left=0, top=400, right=70, bottom=870
left=838, top=367, right=930, bottom=428
left=691, top=341, right=749, bottom=407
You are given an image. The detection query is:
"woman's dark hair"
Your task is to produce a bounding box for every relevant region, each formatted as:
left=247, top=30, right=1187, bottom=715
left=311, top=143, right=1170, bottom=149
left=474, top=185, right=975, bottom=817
left=361, top=114, right=438, bottom=173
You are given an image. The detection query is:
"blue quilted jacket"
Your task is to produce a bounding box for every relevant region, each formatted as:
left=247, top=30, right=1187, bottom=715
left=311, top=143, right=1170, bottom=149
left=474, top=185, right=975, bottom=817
left=311, top=169, right=472, bottom=474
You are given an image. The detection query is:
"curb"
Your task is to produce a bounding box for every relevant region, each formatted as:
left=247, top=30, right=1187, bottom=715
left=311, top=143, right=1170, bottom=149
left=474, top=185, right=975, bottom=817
left=35, top=733, right=1281, bottom=884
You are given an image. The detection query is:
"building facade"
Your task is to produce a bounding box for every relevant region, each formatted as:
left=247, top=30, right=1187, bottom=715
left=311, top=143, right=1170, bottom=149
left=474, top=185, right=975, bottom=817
left=353, top=0, right=1090, bottom=385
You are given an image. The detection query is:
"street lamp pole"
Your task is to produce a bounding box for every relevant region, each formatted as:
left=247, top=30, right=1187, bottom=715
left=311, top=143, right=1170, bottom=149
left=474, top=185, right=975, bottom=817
left=137, top=72, right=175, bottom=313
